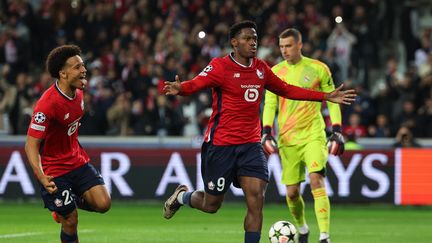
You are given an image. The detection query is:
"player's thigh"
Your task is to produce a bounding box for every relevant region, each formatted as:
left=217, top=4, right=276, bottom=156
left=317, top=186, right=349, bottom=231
left=303, top=139, right=328, bottom=174
left=82, top=184, right=111, bottom=210
left=72, top=163, right=106, bottom=197
left=40, top=176, right=76, bottom=216
left=279, top=146, right=305, bottom=185
left=238, top=175, right=267, bottom=208
left=201, top=142, right=236, bottom=195
left=236, top=143, right=269, bottom=186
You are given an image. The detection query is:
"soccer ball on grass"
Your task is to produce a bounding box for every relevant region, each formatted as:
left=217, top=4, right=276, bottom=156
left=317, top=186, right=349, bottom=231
left=268, top=220, right=297, bottom=243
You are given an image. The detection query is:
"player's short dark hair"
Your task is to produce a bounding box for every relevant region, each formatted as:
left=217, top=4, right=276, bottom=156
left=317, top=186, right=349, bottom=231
left=46, top=44, right=82, bottom=79
left=279, top=28, right=302, bottom=42
left=229, top=20, right=257, bottom=40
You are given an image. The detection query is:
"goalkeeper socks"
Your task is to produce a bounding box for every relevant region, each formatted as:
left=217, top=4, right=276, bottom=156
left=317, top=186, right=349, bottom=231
left=286, top=195, right=306, bottom=227
left=312, top=187, right=330, bottom=234
left=320, top=232, right=330, bottom=241
left=177, top=191, right=194, bottom=208
left=244, top=231, right=260, bottom=243
left=61, top=229, right=78, bottom=243
left=298, top=224, right=309, bottom=234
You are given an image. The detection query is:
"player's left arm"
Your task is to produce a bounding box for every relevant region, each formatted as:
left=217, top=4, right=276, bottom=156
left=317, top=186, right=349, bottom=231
left=263, top=62, right=355, bottom=104
left=261, top=88, right=278, bottom=155
left=320, top=66, right=345, bottom=155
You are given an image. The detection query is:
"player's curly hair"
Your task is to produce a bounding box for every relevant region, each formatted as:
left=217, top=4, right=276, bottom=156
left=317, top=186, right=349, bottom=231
left=46, top=45, right=82, bottom=79
left=229, top=20, right=257, bottom=40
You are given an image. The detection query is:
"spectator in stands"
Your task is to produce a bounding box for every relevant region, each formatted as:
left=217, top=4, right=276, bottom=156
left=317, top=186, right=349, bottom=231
left=368, top=114, right=391, bottom=138
left=343, top=113, right=368, bottom=138
left=417, top=97, right=432, bottom=137
left=393, top=126, right=421, bottom=148
left=106, top=92, right=131, bottom=136
left=327, top=23, right=356, bottom=82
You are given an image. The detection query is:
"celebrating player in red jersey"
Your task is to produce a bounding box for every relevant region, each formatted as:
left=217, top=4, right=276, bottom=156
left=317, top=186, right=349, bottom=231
left=162, top=21, right=356, bottom=243
left=25, top=45, right=111, bottom=243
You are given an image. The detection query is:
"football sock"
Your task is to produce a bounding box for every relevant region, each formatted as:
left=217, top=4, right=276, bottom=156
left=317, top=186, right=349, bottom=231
left=312, top=187, right=330, bottom=234
left=286, top=195, right=306, bottom=227
left=244, top=231, right=260, bottom=243
left=177, top=191, right=185, bottom=204
left=320, top=232, right=330, bottom=240
left=60, top=229, right=78, bottom=243
left=181, top=191, right=194, bottom=208
left=298, top=224, right=309, bottom=235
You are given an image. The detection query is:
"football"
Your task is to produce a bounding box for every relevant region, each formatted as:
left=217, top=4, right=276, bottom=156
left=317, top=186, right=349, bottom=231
left=268, top=220, right=297, bottom=243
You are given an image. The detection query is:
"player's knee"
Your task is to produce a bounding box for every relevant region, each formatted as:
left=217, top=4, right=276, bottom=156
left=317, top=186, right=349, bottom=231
left=205, top=205, right=220, bottom=214
left=286, top=190, right=300, bottom=201
left=204, top=202, right=222, bottom=214
left=94, top=198, right=111, bottom=213
left=62, top=215, right=78, bottom=228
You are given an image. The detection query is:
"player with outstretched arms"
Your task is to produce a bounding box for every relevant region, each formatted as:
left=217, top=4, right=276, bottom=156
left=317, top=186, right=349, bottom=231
left=25, top=45, right=111, bottom=243
left=163, top=21, right=355, bottom=243
left=262, top=28, right=346, bottom=243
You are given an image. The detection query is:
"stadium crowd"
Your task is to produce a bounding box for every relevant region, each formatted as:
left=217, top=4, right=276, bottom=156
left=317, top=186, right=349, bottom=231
left=0, top=0, right=431, bottom=140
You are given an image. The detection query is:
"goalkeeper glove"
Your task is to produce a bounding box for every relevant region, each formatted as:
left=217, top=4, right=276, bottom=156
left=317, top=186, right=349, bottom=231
left=261, top=126, right=278, bottom=155
left=327, top=125, right=345, bottom=156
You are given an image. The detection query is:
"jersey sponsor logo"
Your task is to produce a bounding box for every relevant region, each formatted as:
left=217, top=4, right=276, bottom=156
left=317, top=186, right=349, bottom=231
left=256, top=69, right=264, bottom=79
left=244, top=89, right=259, bottom=102
left=198, top=65, right=213, bottom=76
left=34, top=112, right=46, bottom=123
left=30, top=123, right=46, bottom=131
left=241, top=84, right=260, bottom=102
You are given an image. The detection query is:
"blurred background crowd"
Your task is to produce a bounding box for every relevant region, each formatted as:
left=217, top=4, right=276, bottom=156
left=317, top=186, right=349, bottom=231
left=0, top=0, right=431, bottom=144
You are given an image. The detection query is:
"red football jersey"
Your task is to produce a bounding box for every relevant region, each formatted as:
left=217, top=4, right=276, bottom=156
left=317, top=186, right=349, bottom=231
left=180, top=54, right=325, bottom=145
left=27, top=82, right=89, bottom=177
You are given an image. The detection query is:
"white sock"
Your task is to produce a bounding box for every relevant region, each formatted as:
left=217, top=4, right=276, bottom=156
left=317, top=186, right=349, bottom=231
left=320, top=232, right=330, bottom=241
left=298, top=224, right=309, bottom=234
left=177, top=191, right=185, bottom=204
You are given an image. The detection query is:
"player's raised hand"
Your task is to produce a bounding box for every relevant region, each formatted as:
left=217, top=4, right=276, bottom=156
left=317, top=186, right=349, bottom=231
left=163, top=75, right=182, bottom=95
left=325, top=84, right=356, bottom=105
left=40, top=175, right=58, bottom=194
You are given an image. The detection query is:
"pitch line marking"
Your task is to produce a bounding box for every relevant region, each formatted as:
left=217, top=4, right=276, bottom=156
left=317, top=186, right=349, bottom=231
left=0, top=232, right=43, bottom=238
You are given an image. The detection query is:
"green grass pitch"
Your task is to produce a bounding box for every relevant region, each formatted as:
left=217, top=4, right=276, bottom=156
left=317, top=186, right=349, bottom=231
left=0, top=201, right=431, bottom=242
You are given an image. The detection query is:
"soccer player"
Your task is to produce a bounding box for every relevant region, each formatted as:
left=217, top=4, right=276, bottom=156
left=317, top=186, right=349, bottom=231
left=262, top=28, right=346, bottom=243
left=25, top=45, right=111, bottom=243
left=163, top=21, right=354, bottom=243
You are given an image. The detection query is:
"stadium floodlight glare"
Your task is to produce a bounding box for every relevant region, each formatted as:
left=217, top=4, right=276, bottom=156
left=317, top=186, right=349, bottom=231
left=335, top=16, right=343, bottom=23
left=198, top=31, right=206, bottom=39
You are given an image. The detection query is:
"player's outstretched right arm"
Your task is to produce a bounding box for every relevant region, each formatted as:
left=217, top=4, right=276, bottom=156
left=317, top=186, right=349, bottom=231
left=25, top=136, right=57, bottom=194
left=324, top=84, right=356, bottom=105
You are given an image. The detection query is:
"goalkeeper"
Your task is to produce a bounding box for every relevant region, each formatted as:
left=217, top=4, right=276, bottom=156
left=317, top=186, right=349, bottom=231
left=262, top=28, right=345, bottom=243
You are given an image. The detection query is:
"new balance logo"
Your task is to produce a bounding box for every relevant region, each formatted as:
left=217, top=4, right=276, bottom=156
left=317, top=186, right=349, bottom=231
left=311, top=161, right=319, bottom=168
left=233, top=73, right=240, bottom=78
left=64, top=113, right=69, bottom=120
